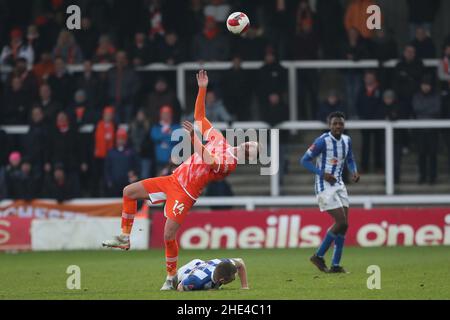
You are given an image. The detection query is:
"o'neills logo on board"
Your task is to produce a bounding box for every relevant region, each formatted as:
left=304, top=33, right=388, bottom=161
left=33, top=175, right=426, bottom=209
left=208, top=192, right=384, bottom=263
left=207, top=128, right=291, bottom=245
left=180, top=215, right=321, bottom=249
left=149, top=209, right=450, bottom=249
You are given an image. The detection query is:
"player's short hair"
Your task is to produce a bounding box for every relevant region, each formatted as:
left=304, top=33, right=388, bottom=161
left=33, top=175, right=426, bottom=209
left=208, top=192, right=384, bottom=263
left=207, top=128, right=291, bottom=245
left=327, top=111, right=346, bottom=124
left=214, top=261, right=237, bottom=283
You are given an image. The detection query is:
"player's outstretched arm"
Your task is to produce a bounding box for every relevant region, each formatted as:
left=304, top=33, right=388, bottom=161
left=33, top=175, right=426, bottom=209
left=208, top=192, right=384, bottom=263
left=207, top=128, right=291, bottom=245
left=301, top=139, right=336, bottom=183
left=183, top=120, right=220, bottom=170
left=232, top=258, right=249, bottom=289
left=194, top=70, right=213, bottom=134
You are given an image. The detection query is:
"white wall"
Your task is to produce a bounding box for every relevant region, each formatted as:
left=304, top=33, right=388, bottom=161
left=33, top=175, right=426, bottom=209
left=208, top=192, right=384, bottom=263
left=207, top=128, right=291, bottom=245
left=31, top=218, right=149, bottom=251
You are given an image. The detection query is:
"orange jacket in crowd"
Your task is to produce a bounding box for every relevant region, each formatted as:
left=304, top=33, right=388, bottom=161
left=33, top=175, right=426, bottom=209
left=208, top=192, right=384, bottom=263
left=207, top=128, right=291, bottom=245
left=344, top=0, right=378, bottom=39
left=94, top=120, right=116, bottom=159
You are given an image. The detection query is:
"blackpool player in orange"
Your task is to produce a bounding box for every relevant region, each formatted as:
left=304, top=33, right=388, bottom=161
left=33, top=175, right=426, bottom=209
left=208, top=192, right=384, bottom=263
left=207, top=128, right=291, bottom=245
left=102, top=70, right=259, bottom=290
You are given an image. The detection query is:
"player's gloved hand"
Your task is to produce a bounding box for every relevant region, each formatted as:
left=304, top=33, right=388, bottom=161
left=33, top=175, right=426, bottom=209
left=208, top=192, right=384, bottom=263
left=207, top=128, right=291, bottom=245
left=351, top=172, right=360, bottom=183
left=323, top=173, right=337, bottom=184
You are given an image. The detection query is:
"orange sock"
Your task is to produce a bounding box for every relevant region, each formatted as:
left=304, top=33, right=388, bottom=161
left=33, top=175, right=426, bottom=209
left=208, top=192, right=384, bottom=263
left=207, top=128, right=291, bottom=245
left=165, top=239, right=178, bottom=277
left=121, top=196, right=137, bottom=235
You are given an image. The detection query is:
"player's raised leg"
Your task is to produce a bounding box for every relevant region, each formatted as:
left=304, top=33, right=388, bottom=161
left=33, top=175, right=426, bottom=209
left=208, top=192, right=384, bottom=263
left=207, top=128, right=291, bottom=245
left=102, top=182, right=149, bottom=250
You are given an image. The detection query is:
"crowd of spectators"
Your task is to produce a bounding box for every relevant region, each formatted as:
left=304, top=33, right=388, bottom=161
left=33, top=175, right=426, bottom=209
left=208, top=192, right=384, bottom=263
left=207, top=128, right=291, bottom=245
left=1, top=0, right=450, bottom=201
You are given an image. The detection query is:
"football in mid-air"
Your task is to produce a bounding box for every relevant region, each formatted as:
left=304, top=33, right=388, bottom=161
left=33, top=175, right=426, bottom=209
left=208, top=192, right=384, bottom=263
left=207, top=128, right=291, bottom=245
left=226, top=12, right=250, bottom=35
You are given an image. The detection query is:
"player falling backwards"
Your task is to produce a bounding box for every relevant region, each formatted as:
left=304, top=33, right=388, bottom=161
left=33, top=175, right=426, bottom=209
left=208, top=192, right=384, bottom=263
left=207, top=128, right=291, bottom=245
left=301, top=111, right=360, bottom=273
left=176, top=258, right=248, bottom=291
left=103, top=70, right=258, bottom=290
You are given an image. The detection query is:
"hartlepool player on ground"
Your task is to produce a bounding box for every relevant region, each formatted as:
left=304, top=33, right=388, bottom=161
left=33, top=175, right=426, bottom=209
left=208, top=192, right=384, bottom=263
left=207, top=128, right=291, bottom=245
left=102, top=70, right=259, bottom=290
left=300, top=112, right=360, bottom=273
left=176, top=258, right=249, bottom=291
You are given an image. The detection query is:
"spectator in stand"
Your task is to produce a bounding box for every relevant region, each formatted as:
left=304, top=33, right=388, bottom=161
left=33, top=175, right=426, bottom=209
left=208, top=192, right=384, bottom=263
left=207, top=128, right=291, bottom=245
left=151, top=105, right=181, bottom=174
left=26, top=25, right=45, bottom=61
left=438, top=44, right=450, bottom=174
left=33, top=51, right=55, bottom=85
left=203, top=0, right=230, bottom=25
left=74, top=17, right=99, bottom=60
left=438, top=44, right=450, bottom=117
left=129, top=109, right=153, bottom=179
left=158, top=31, right=186, bottom=65
left=44, top=111, right=86, bottom=191
left=410, top=26, right=436, bottom=59
left=316, top=0, right=345, bottom=59
left=0, top=28, right=34, bottom=68
left=291, top=6, right=319, bottom=119
left=37, top=83, right=61, bottom=122
left=344, top=0, right=376, bottom=39
left=104, top=128, right=139, bottom=197
left=93, top=106, right=116, bottom=196
left=145, top=76, right=181, bottom=123
left=191, top=16, right=229, bottom=62
left=382, top=90, right=402, bottom=184
left=0, top=130, right=10, bottom=199
left=23, top=106, right=49, bottom=175
left=222, top=56, right=252, bottom=121
left=370, top=29, right=398, bottom=89
left=47, top=56, right=75, bottom=108
left=128, top=32, right=154, bottom=67
left=147, top=0, right=166, bottom=44
left=394, top=45, right=424, bottom=120
left=75, top=60, right=103, bottom=119
left=406, top=0, right=440, bottom=39
left=356, top=70, right=384, bottom=173
left=317, top=90, right=345, bottom=123
left=8, top=57, right=38, bottom=102
left=2, top=77, right=33, bottom=124
left=341, top=27, right=369, bottom=118
left=106, top=51, right=140, bottom=123
left=185, top=0, right=206, bottom=41
left=5, top=152, right=22, bottom=198
left=291, top=1, right=319, bottom=61
left=93, top=34, right=117, bottom=63
left=263, top=0, right=296, bottom=60
left=412, top=76, right=441, bottom=185
left=6, top=156, right=40, bottom=200
left=43, top=163, right=80, bottom=202
left=230, top=25, right=267, bottom=61
left=52, top=30, right=83, bottom=64
left=187, top=90, right=232, bottom=123
left=257, top=49, right=287, bottom=112
left=68, top=89, right=93, bottom=126
left=260, top=92, right=290, bottom=184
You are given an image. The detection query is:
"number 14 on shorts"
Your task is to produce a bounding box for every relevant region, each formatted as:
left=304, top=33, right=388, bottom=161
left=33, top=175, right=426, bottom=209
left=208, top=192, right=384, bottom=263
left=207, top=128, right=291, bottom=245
left=173, top=200, right=185, bottom=216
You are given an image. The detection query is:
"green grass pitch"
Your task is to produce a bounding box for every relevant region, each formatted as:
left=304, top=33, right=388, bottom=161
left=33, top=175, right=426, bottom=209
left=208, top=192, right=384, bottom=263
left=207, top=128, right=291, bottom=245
left=1, top=246, right=449, bottom=300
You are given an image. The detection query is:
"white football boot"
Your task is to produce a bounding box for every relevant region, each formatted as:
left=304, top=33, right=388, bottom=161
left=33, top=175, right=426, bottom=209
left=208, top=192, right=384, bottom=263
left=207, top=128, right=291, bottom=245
left=160, top=275, right=177, bottom=291
left=102, top=235, right=130, bottom=250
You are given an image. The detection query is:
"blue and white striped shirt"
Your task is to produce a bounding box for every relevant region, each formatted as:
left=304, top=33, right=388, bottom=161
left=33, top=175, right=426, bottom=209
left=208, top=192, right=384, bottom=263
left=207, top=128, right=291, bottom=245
left=301, top=132, right=357, bottom=194
left=178, top=258, right=235, bottom=291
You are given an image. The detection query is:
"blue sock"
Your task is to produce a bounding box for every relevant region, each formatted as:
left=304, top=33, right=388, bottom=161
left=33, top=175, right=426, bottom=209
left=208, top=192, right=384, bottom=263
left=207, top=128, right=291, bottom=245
left=331, top=234, right=346, bottom=266
left=316, top=231, right=336, bottom=258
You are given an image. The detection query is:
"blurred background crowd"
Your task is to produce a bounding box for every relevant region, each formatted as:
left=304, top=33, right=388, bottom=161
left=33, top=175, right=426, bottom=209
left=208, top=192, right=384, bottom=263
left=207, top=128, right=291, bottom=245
left=1, top=0, right=450, bottom=201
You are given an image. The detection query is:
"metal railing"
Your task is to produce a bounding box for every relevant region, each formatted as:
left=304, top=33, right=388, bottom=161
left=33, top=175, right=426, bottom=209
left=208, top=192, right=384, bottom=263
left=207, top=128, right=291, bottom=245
left=0, top=58, right=440, bottom=122
left=3, top=194, right=450, bottom=211
left=2, top=119, right=450, bottom=197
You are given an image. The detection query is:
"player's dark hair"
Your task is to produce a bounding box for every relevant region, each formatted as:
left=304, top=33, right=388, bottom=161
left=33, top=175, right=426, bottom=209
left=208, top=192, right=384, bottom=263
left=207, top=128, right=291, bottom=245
left=214, top=261, right=237, bottom=283
left=327, top=111, right=346, bottom=124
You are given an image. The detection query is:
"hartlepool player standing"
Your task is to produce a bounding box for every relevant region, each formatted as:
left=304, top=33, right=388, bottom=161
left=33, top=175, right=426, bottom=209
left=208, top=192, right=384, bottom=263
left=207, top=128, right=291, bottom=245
left=300, top=112, right=360, bottom=273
